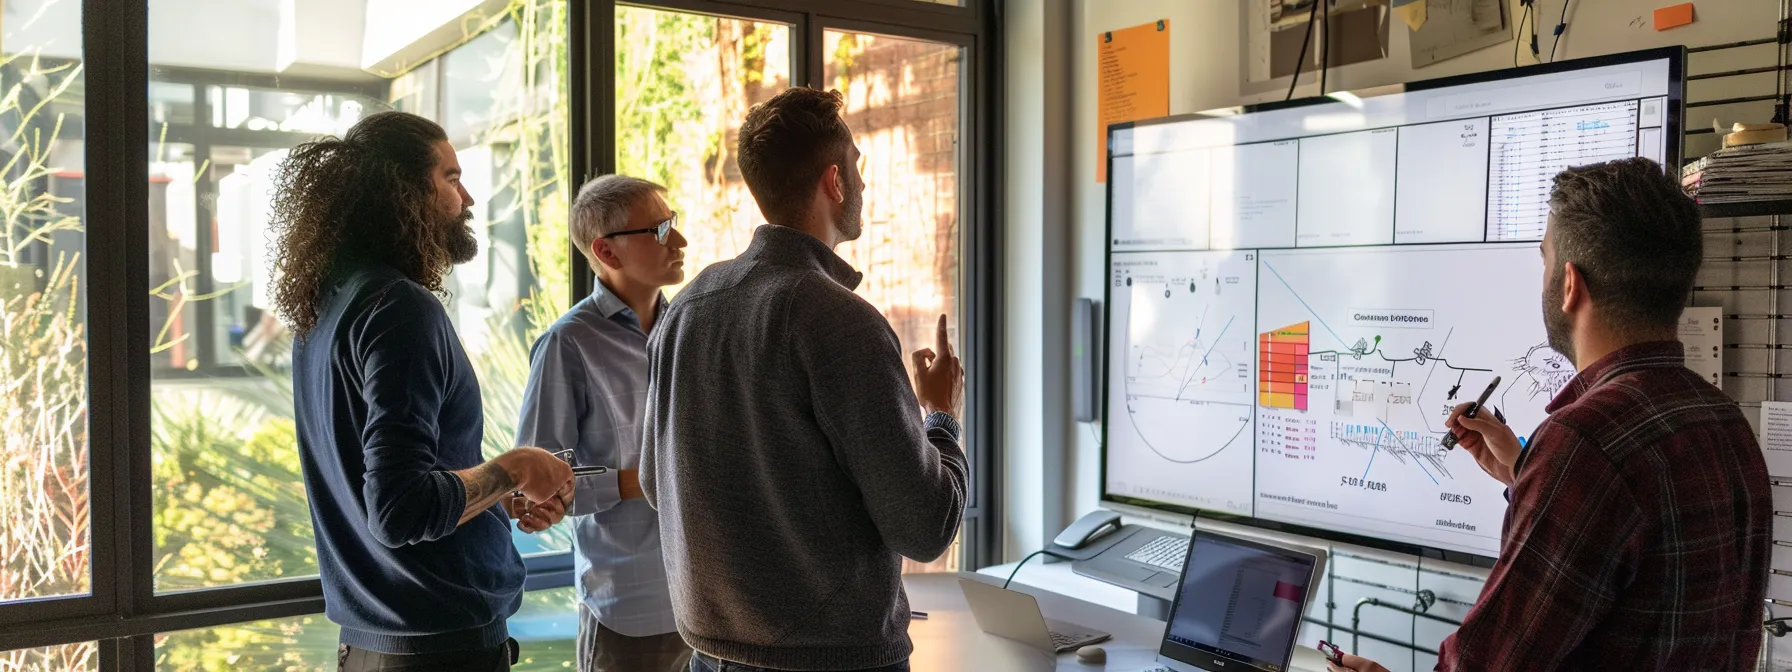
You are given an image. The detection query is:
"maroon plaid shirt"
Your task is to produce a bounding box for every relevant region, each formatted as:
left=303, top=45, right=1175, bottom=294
left=1437, top=341, right=1771, bottom=671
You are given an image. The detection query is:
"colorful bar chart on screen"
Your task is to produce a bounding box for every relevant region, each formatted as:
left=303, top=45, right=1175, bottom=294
left=1258, top=323, right=1309, bottom=411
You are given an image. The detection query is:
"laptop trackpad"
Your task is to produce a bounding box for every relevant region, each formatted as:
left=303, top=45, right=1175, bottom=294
left=1144, top=571, right=1179, bottom=589
left=1109, top=565, right=1157, bottom=583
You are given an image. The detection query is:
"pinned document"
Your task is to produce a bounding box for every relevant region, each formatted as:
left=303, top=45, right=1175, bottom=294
left=1097, top=20, right=1170, bottom=182
left=1393, top=0, right=1427, bottom=31
left=1409, top=0, right=1509, bottom=68
left=1760, top=402, right=1792, bottom=477
left=1677, top=307, right=1722, bottom=387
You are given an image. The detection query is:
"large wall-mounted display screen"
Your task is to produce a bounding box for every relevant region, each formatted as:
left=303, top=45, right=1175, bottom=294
left=1101, top=48, right=1682, bottom=560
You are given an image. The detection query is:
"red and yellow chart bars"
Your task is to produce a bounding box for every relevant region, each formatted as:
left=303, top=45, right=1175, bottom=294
left=1259, top=322, right=1310, bottom=411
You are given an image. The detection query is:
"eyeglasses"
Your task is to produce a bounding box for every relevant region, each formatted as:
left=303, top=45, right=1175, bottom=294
left=603, top=213, right=678, bottom=245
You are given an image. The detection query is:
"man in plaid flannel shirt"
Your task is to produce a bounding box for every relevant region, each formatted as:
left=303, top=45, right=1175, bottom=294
left=1332, top=158, right=1772, bottom=672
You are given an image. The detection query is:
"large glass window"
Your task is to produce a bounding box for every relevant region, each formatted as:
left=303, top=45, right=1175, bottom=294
left=614, top=5, right=793, bottom=296
left=612, top=13, right=967, bottom=575
left=147, top=0, right=572, bottom=593
left=0, top=0, right=90, bottom=607
left=824, top=29, right=964, bottom=573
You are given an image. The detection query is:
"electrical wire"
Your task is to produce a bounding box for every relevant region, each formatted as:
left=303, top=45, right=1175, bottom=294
left=1547, top=0, right=1572, bottom=63
left=1003, top=550, right=1049, bottom=589
left=1286, top=0, right=1323, bottom=101
left=1513, top=2, right=1533, bottom=68
left=1319, top=0, right=1329, bottom=95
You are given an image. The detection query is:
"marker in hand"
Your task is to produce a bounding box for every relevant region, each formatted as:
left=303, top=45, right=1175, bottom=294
left=1441, top=376, right=1500, bottom=450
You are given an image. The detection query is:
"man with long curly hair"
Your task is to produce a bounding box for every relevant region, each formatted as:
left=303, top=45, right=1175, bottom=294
left=268, top=110, right=575, bottom=671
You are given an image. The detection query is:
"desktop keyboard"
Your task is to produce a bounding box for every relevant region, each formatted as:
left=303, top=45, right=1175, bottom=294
left=1125, top=535, right=1189, bottom=573
left=1049, top=631, right=1081, bottom=648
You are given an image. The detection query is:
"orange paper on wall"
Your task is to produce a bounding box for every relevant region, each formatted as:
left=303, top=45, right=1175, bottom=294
left=1653, top=3, right=1694, bottom=31
left=1097, top=19, right=1170, bottom=183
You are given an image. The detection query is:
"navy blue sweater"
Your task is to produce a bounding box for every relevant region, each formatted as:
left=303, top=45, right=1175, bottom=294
left=293, top=264, right=524, bottom=654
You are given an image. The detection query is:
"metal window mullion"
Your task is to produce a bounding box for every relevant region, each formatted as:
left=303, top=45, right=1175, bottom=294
left=81, top=0, right=154, bottom=644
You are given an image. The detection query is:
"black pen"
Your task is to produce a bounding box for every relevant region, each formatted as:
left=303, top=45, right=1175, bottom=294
left=1442, top=376, right=1501, bottom=449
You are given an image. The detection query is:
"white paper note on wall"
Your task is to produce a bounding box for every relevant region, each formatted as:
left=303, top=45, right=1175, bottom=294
left=1762, top=403, right=1792, bottom=478
left=1678, top=307, right=1723, bottom=387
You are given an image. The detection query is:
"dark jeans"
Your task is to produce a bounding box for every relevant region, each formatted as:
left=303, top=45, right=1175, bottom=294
left=338, top=639, right=519, bottom=672
left=689, top=652, right=909, bottom=672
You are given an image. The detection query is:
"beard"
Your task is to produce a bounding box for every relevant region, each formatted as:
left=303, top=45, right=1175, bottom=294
left=445, top=208, right=478, bottom=265
left=1542, top=270, right=1574, bottom=364
left=837, top=184, right=864, bottom=243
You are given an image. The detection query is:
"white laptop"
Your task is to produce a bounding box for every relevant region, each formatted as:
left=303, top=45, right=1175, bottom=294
left=1149, top=529, right=1328, bottom=672
left=959, top=578, right=1112, bottom=653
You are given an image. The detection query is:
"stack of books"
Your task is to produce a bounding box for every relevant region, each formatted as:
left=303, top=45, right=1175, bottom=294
left=1682, top=142, right=1792, bottom=205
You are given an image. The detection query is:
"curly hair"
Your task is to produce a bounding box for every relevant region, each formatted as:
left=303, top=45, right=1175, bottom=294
left=268, top=111, right=460, bottom=339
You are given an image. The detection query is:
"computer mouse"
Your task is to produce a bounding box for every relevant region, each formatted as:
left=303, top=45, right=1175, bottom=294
left=1075, top=645, right=1107, bottom=664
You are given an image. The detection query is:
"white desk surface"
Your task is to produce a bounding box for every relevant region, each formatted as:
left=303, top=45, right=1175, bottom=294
left=907, top=568, right=1330, bottom=672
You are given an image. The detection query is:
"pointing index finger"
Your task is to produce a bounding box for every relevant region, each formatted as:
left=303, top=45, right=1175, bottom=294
left=936, top=314, right=952, bottom=359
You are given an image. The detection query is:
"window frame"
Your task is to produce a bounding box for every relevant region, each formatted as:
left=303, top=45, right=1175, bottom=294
left=0, top=0, right=1001, bottom=665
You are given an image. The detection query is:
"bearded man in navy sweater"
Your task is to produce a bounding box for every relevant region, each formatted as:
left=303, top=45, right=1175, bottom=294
left=268, top=111, right=576, bottom=672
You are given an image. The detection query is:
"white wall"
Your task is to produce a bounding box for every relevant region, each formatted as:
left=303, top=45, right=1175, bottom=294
left=1004, top=2, right=1779, bottom=670
left=1003, top=0, right=1076, bottom=560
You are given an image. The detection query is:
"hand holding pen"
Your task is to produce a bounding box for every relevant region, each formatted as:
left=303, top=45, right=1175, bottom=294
left=1444, top=380, right=1522, bottom=487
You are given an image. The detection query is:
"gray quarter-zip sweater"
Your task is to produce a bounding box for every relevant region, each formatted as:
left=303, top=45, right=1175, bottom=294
left=641, top=224, right=967, bottom=671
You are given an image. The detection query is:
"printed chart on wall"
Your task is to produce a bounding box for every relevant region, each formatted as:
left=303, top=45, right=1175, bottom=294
left=1101, top=49, right=1680, bottom=558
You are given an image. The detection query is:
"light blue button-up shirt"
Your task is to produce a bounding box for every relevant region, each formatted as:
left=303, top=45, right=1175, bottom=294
left=514, top=281, right=675, bottom=637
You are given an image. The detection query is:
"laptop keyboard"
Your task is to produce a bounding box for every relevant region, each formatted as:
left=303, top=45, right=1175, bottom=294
left=1049, top=629, right=1102, bottom=651
left=1125, top=535, right=1189, bottom=572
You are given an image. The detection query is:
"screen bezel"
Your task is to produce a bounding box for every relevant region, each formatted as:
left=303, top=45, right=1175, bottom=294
left=1098, top=47, right=1686, bottom=567
left=1155, top=530, right=1326, bottom=672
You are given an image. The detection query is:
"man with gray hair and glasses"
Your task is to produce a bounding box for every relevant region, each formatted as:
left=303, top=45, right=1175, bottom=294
left=515, top=174, right=691, bottom=672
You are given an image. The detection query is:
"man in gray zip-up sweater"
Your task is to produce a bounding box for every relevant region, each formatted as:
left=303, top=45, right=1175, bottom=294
left=640, top=87, right=967, bottom=672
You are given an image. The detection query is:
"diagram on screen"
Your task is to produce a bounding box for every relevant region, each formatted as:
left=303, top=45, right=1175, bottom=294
left=1121, top=255, right=1256, bottom=464
left=1105, top=250, right=1259, bottom=514
left=1505, top=343, right=1573, bottom=405
left=1099, top=52, right=1675, bottom=558
left=1251, top=244, right=1552, bottom=545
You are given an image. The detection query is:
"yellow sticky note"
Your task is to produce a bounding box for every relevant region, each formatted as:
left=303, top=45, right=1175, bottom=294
left=1395, top=2, right=1427, bottom=31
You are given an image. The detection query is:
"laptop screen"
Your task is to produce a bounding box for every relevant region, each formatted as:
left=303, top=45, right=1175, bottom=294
left=1159, top=531, right=1317, bottom=672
